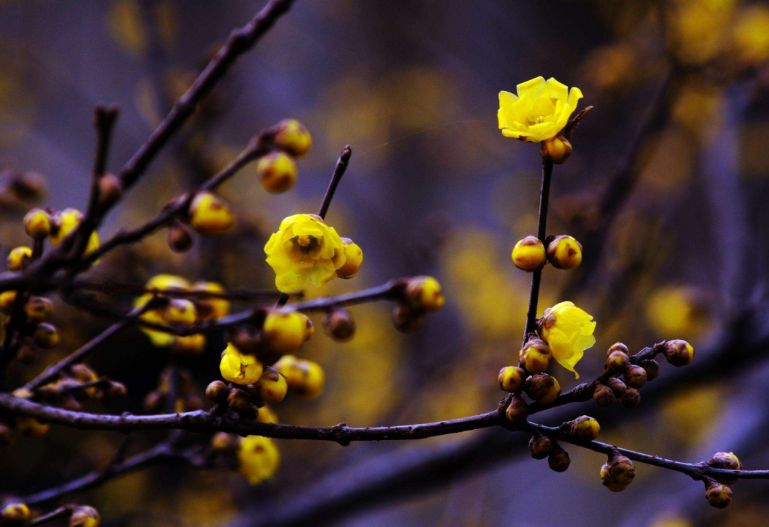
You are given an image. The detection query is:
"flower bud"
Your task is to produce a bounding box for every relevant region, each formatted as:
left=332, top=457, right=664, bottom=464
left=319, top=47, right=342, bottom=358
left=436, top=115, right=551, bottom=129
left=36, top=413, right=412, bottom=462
left=275, top=355, right=325, bottom=398
left=608, top=342, right=629, bottom=354
left=25, top=296, right=53, bottom=322
left=606, top=377, right=627, bottom=397
left=528, top=433, right=553, bottom=459
left=525, top=373, right=561, bottom=405
left=227, top=387, right=253, bottom=414
left=593, top=384, right=615, bottom=407
left=511, top=235, right=546, bottom=272
left=519, top=338, right=551, bottom=374
left=98, top=173, right=123, bottom=206
left=69, top=505, right=100, bottom=527
left=7, top=246, right=32, bottom=271
left=504, top=394, right=528, bottom=424
left=640, top=359, right=659, bottom=381
left=600, top=452, right=635, bottom=492
left=262, top=310, right=313, bottom=353
left=624, top=365, right=647, bottom=388
left=104, top=381, right=127, bottom=400
left=211, top=431, right=236, bottom=452
left=540, top=135, right=572, bottom=164
left=205, top=380, right=230, bottom=404
left=322, top=308, right=356, bottom=341
left=498, top=366, right=526, bottom=393
left=336, top=238, right=364, bottom=279
left=70, top=364, right=98, bottom=383
left=165, top=299, right=196, bottom=326
left=404, top=276, right=444, bottom=312
left=189, top=191, right=235, bottom=234
left=664, top=339, right=694, bottom=366
left=392, top=304, right=425, bottom=333
left=707, top=452, right=742, bottom=484
left=705, top=480, right=733, bottom=509
left=259, top=368, right=288, bottom=404
left=548, top=443, right=571, bottom=472
left=257, top=151, right=297, bottom=193
left=23, top=208, right=51, bottom=238
left=0, top=291, right=17, bottom=313
left=31, top=322, right=59, bottom=349
left=620, top=387, right=640, bottom=408
left=605, top=350, right=630, bottom=373
left=273, top=118, right=312, bottom=157
left=568, top=415, right=600, bottom=441
left=546, top=235, right=582, bottom=270
left=167, top=220, right=194, bottom=253
left=1, top=502, right=31, bottom=524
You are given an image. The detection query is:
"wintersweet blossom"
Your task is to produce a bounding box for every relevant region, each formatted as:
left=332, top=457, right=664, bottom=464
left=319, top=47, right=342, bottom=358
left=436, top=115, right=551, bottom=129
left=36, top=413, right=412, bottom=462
left=497, top=77, right=583, bottom=143
left=539, top=301, right=596, bottom=378
left=264, top=214, right=347, bottom=293
left=238, top=435, right=281, bottom=485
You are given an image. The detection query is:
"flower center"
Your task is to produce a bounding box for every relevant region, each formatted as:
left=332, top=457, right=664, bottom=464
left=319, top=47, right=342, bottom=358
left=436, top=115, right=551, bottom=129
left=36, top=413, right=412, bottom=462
left=292, top=235, right=321, bottom=255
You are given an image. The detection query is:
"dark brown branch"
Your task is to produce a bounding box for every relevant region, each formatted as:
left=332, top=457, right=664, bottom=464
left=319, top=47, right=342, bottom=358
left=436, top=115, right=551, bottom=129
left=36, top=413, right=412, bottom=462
left=318, top=145, right=352, bottom=219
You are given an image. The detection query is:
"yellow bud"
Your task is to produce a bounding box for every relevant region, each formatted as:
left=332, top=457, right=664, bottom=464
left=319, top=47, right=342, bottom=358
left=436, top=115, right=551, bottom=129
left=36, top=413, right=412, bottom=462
left=605, top=350, right=630, bottom=373
left=238, top=435, right=281, bottom=485
left=174, top=334, right=206, bottom=355
left=69, top=506, right=101, bottom=527
left=25, top=296, right=53, bottom=322
left=664, top=339, right=695, bottom=366
left=0, top=290, right=17, bottom=313
left=705, top=480, right=733, bottom=509
left=624, top=365, right=647, bottom=388
left=263, top=310, right=312, bottom=353
left=540, top=135, right=572, bottom=164
left=525, top=373, right=561, bottom=405
left=165, top=298, right=197, bottom=326
left=519, top=337, right=551, bottom=373
left=273, top=118, right=312, bottom=157
left=275, top=355, right=325, bottom=398
left=511, top=235, right=546, bottom=272
left=192, top=281, right=230, bottom=321
left=189, top=191, right=235, bottom=234
left=568, top=415, right=600, bottom=441
left=23, top=208, right=52, bottom=238
left=211, top=431, right=236, bottom=452
left=1, top=502, right=31, bottom=523
left=257, top=151, right=297, bottom=193
left=404, top=276, right=445, bottom=312
left=205, top=380, right=230, bottom=404
left=32, top=322, right=60, bottom=349
left=257, top=405, right=279, bottom=424
left=546, top=235, right=582, bottom=270
left=336, top=238, right=364, bottom=279
left=259, top=368, right=288, bottom=404
left=593, top=384, right=616, bottom=407
left=7, top=246, right=32, bottom=271
left=498, top=366, right=526, bottom=393
left=219, top=343, right=264, bottom=385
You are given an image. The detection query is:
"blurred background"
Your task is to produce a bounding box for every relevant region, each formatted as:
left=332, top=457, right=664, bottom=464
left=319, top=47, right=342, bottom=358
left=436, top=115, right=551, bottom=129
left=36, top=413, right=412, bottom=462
left=2, top=0, right=769, bottom=526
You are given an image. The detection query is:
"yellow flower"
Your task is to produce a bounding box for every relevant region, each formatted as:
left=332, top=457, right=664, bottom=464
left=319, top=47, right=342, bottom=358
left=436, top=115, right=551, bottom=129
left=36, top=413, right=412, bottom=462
left=49, top=208, right=100, bottom=256
left=264, top=214, right=346, bottom=293
left=497, top=77, right=583, bottom=143
left=539, top=301, right=596, bottom=378
left=238, top=435, right=281, bottom=485
left=219, top=342, right=264, bottom=385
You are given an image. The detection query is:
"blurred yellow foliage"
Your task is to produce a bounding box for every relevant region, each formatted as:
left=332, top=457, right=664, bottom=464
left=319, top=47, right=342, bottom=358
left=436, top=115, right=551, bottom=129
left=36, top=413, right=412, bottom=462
left=666, top=0, right=736, bottom=65
left=660, top=385, right=723, bottom=447
left=732, top=4, right=769, bottom=64
left=645, top=286, right=709, bottom=340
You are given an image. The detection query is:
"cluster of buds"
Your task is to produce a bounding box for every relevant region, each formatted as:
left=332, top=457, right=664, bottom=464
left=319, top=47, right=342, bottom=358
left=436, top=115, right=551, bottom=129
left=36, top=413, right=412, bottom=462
left=257, top=118, right=312, bottom=193
left=144, top=368, right=205, bottom=413
left=701, top=451, right=742, bottom=508
left=135, top=274, right=230, bottom=354
left=511, top=234, right=582, bottom=272
left=391, top=276, right=445, bottom=333
left=27, top=363, right=124, bottom=410
left=0, top=502, right=31, bottom=526
left=527, top=432, right=571, bottom=472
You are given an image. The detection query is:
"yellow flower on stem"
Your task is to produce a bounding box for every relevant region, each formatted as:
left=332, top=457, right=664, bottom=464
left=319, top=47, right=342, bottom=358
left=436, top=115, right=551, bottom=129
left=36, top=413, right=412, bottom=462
left=539, top=301, right=596, bottom=379
left=264, top=214, right=347, bottom=293
left=497, top=76, right=583, bottom=143
left=220, top=342, right=264, bottom=385
left=238, top=435, right=281, bottom=485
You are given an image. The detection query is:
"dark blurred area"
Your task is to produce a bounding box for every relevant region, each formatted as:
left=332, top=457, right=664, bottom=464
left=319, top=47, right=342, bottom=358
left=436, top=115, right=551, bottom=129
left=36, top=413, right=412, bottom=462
left=2, top=0, right=769, bottom=526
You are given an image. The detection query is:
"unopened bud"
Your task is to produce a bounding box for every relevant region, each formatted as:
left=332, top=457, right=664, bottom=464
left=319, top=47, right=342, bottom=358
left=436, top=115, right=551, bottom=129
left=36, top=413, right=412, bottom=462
left=664, top=339, right=695, bottom=367
left=511, top=235, right=546, bottom=272
left=707, top=452, right=742, bottom=484
left=546, top=235, right=582, bottom=270
left=167, top=220, right=194, bottom=253
left=605, top=350, right=630, bottom=373
left=98, top=173, right=122, bottom=206
left=540, top=135, right=572, bottom=164
left=525, top=373, right=561, bottom=405
left=548, top=443, right=571, bottom=472
left=593, top=384, right=616, bottom=407
left=519, top=337, right=551, bottom=374
left=620, top=387, right=640, bottom=408
left=705, top=479, right=733, bottom=509
left=624, top=365, right=647, bottom=389
left=323, top=308, right=356, bottom=341
left=600, top=452, right=636, bottom=492
left=528, top=433, right=553, bottom=459
left=504, top=394, right=528, bottom=424
left=69, top=505, right=100, bottom=527
left=498, top=366, right=526, bottom=393
left=568, top=415, right=600, bottom=441
left=206, top=380, right=230, bottom=404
